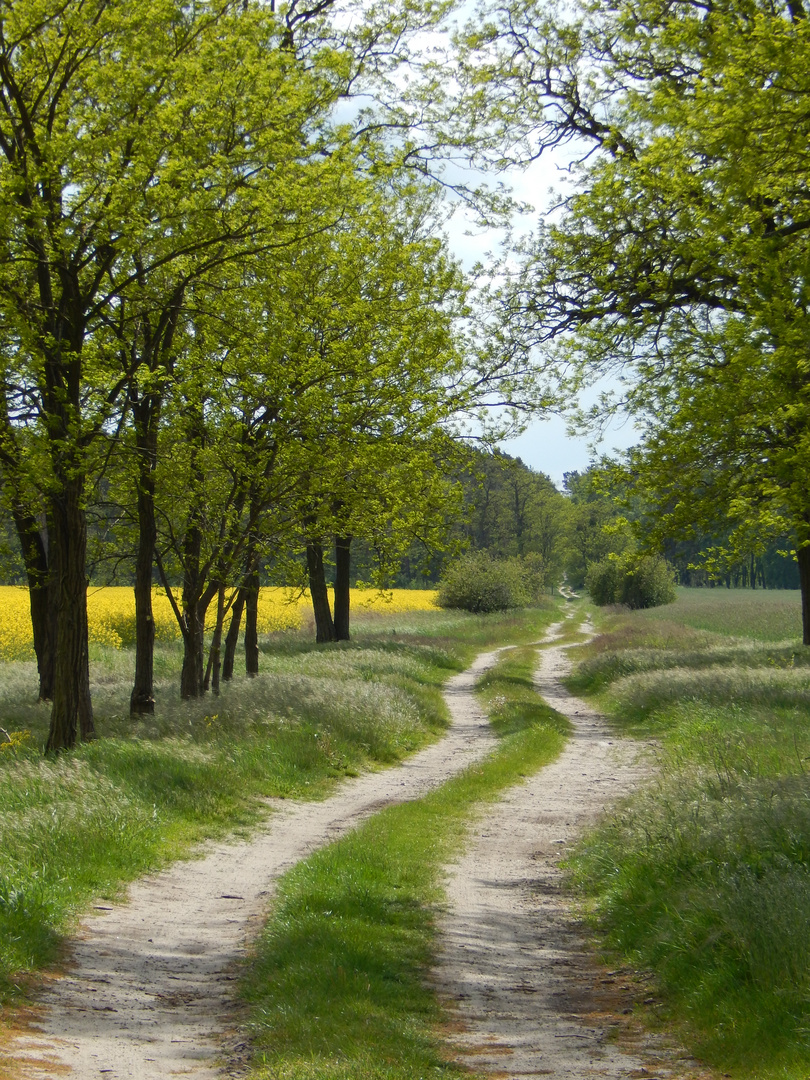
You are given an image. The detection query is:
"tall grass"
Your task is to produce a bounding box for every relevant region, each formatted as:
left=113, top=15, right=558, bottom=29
left=0, top=603, right=559, bottom=1002
left=568, top=589, right=810, bottom=1079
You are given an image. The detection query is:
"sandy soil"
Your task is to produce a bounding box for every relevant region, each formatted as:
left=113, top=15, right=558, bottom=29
left=2, top=647, right=503, bottom=1080
left=432, top=618, right=708, bottom=1079
left=2, top=618, right=708, bottom=1080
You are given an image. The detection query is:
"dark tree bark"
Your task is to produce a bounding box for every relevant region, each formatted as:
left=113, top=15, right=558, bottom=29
left=180, top=517, right=208, bottom=698
left=11, top=507, right=56, bottom=700
left=223, top=586, right=246, bottom=681
left=306, top=539, right=336, bottom=643
left=205, top=583, right=226, bottom=694
left=244, top=569, right=260, bottom=676
left=46, top=476, right=95, bottom=751
left=181, top=599, right=207, bottom=699
left=127, top=288, right=182, bottom=715
left=799, top=544, right=810, bottom=647
left=333, top=535, right=352, bottom=641
left=130, top=402, right=158, bottom=714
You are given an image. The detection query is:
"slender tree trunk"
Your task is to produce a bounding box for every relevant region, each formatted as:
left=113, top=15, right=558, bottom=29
left=206, top=583, right=226, bottom=694
left=799, top=545, right=810, bottom=646
left=46, top=479, right=95, bottom=751
left=130, top=398, right=160, bottom=715
left=306, top=540, right=336, bottom=643
left=130, top=470, right=157, bottom=714
left=244, top=569, right=260, bottom=676
left=333, top=535, right=352, bottom=641
left=223, top=587, right=246, bottom=681
left=11, top=508, right=56, bottom=700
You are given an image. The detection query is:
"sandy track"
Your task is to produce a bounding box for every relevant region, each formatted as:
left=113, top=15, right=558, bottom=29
left=433, top=622, right=707, bottom=1080
left=4, top=648, right=505, bottom=1080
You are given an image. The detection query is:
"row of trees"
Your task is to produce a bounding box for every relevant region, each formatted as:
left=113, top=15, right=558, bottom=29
left=0, top=0, right=548, bottom=752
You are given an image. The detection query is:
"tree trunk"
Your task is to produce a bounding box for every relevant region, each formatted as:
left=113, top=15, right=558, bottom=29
left=11, top=507, right=56, bottom=700
left=181, top=599, right=207, bottom=699
left=46, top=479, right=95, bottom=751
left=129, top=398, right=160, bottom=715
left=206, top=584, right=226, bottom=695
left=130, top=478, right=156, bottom=714
left=799, top=545, right=810, bottom=647
left=223, top=587, right=246, bottom=681
left=244, top=569, right=260, bottom=676
left=306, top=540, right=336, bottom=643
left=333, top=535, right=352, bottom=641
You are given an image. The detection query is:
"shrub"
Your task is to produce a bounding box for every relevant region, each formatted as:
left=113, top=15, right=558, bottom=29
left=586, top=554, right=676, bottom=610
left=436, top=552, right=534, bottom=613
left=621, top=555, right=677, bottom=609
left=584, top=558, right=623, bottom=606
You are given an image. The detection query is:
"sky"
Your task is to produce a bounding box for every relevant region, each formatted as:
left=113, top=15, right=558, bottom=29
left=441, top=142, right=640, bottom=491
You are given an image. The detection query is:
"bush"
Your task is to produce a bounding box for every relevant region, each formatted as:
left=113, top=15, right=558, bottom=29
left=437, top=552, right=536, bottom=613
left=621, top=555, right=677, bottom=610
left=586, top=554, right=676, bottom=610
left=584, top=558, right=623, bottom=606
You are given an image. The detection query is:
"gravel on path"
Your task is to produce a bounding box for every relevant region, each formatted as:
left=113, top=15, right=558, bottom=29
left=3, top=647, right=504, bottom=1080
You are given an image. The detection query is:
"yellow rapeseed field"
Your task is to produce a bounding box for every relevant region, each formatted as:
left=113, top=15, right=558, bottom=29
left=0, top=586, right=438, bottom=661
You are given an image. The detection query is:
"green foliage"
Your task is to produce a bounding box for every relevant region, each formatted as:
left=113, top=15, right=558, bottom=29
left=456, top=449, right=569, bottom=578
left=567, top=594, right=810, bottom=1077
left=585, top=555, right=675, bottom=610
left=466, top=0, right=810, bottom=629
left=436, top=551, right=543, bottom=612
left=583, top=558, right=623, bottom=606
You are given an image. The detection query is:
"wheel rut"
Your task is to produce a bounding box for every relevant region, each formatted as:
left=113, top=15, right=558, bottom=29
left=433, top=618, right=711, bottom=1080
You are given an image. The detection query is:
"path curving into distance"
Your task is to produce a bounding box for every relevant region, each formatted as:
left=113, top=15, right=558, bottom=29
left=432, top=619, right=709, bottom=1079
left=4, top=618, right=708, bottom=1080
left=3, top=646, right=506, bottom=1080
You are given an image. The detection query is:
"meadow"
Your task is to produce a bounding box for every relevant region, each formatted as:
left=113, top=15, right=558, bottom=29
left=568, top=586, right=810, bottom=1080
left=0, top=593, right=559, bottom=1014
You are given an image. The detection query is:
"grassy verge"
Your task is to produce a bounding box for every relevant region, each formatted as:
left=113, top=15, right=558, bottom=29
left=0, top=603, right=560, bottom=1003
left=240, top=640, right=571, bottom=1080
left=566, top=589, right=810, bottom=1079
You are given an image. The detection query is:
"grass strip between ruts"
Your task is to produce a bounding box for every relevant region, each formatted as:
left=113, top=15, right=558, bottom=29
left=240, top=643, right=572, bottom=1080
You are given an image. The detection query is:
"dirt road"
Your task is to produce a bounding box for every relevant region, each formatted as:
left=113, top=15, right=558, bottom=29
left=3, top=619, right=704, bottom=1079
left=433, top=622, right=706, bottom=1079
left=3, top=646, right=503, bottom=1080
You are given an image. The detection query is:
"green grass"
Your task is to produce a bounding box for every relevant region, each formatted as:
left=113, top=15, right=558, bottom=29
left=0, top=602, right=560, bottom=1003
left=240, top=641, right=571, bottom=1080
left=566, top=588, right=810, bottom=1079
left=639, top=585, right=803, bottom=641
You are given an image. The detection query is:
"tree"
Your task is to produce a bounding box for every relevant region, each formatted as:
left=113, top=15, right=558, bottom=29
left=461, top=0, right=810, bottom=639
